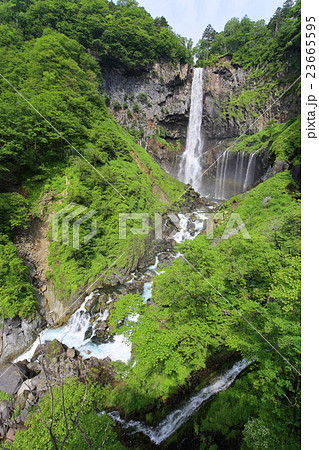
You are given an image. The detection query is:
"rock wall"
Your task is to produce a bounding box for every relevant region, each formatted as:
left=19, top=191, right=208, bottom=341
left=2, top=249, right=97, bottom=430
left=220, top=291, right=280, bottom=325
left=102, top=61, right=193, bottom=140
left=102, top=58, right=300, bottom=190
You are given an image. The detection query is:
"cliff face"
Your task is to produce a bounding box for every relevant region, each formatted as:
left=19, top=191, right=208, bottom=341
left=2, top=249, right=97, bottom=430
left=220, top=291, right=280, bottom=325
left=102, top=59, right=300, bottom=192
left=102, top=62, right=193, bottom=140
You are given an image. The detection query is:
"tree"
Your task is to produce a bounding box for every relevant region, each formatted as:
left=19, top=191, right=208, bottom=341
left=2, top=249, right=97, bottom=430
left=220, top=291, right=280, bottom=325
left=12, top=355, right=120, bottom=449
left=202, top=24, right=218, bottom=43
left=153, top=16, right=169, bottom=28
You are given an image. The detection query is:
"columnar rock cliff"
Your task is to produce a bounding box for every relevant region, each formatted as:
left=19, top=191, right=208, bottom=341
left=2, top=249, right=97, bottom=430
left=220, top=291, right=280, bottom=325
left=103, top=58, right=300, bottom=190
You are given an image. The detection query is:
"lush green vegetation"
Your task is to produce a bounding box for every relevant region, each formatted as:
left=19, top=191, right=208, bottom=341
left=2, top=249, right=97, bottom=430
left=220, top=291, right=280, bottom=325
left=229, top=116, right=301, bottom=164
left=0, top=0, right=192, bottom=72
left=109, top=173, right=300, bottom=446
left=0, top=234, right=37, bottom=318
left=196, top=0, right=300, bottom=73
left=196, top=1, right=300, bottom=136
left=0, top=0, right=300, bottom=448
left=12, top=379, right=123, bottom=449
left=0, top=4, right=186, bottom=305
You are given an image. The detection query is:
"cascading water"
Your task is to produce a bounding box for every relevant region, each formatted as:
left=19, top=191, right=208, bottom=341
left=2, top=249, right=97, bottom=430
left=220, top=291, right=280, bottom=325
left=214, top=150, right=261, bottom=199
left=16, top=213, right=208, bottom=364
left=178, top=68, right=204, bottom=192
left=214, top=150, right=230, bottom=200
left=243, top=151, right=258, bottom=191
left=109, top=359, right=251, bottom=445
left=14, top=210, right=253, bottom=446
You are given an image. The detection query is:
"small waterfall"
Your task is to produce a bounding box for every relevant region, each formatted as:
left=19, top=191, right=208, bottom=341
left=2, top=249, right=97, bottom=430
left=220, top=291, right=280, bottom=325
left=178, top=68, right=204, bottom=192
left=234, top=151, right=246, bottom=191
left=214, top=150, right=261, bottom=199
left=234, top=152, right=240, bottom=186
left=243, top=151, right=257, bottom=191
left=214, top=150, right=230, bottom=200
left=109, top=359, right=251, bottom=445
left=221, top=150, right=230, bottom=199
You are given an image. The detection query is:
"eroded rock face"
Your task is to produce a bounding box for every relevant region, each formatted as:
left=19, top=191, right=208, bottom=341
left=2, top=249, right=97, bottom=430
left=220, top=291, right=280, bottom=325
left=102, top=59, right=300, bottom=192
left=102, top=61, right=193, bottom=141
left=0, top=315, right=45, bottom=363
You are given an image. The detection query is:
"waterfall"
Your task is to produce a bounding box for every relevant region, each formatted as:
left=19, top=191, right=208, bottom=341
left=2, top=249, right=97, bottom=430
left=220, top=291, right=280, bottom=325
left=234, top=152, right=240, bottom=187
left=243, top=151, right=257, bottom=191
left=109, top=359, right=251, bottom=445
left=221, top=150, right=230, bottom=199
left=178, top=68, right=204, bottom=192
left=234, top=151, right=246, bottom=192
left=214, top=150, right=260, bottom=199
left=214, top=150, right=230, bottom=200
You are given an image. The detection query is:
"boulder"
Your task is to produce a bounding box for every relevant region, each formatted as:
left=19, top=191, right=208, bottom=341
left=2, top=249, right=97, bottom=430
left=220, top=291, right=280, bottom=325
left=0, top=405, right=11, bottom=420
left=0, top=363, right=28, bottom=395
left=66, top=348, right=76, bottom=359
left=263, top=196, right=272, bottom=206
left=0, top=314, right=46, bottom=362
left=5, top=427, right=16, bottom=443
left=0, top=423, right=8, bottom=439
left=17, top=379, right=34, bottom=397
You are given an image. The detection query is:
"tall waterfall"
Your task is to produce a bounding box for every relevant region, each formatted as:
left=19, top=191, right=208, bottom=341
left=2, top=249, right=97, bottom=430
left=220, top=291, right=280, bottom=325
left=178, top=68, right=204, bottom=192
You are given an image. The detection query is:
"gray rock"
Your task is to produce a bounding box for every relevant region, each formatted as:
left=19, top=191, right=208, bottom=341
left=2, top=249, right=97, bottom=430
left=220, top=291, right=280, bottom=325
left=17, top=379, right=34, bottom=397
left=0, top=363, right=28, bottom=395
left=0, top=400, right=10, bottom=413
left=0, top=314, right=46, bottom=362
left=0, top=423, right=8, bottom=439
left=0, top=405, right=11, bottom=420
left=263, top=196, right=272, bottom=206
left=66, top=348, right=76, bottom=359
left=5, top=427, right=15, bottom=443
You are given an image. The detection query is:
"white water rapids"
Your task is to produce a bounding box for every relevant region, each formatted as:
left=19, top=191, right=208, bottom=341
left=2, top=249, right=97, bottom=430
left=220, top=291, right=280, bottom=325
left=16, top=213, right=206, bottom=364
left=109, top=359, right=251, bottom=445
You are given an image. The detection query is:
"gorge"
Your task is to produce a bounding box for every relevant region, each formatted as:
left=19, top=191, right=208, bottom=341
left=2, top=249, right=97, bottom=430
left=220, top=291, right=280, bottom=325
left=0, top=1, right=301, bottom=448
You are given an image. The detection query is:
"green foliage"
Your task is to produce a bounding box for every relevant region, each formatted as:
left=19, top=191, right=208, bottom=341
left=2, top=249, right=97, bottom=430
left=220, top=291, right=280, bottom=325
left=0, top=7, right=186, bottom=304
left=154, top=136, right=179, bottom=152
left=0, top=234, right=37, bottom=318
left=136, top=92, right=148, bottom=104
left=109, top=293, right=145, bottom=339
left=112, top=100, right=122, bottom=111
left=0, top=390, right=13, bottom=402
left=270, top=116, right=301, bottom=163
left=0, top=193, right=30, bottom=236
left=0, top=29, right=103, bottom=183
left=0, top=0, right=192, bottom=72
left=195, top=1, right=300, bottom=72
left=12, top=378, right=124, bottom=449
left=132, top=102, right=140, bottom=113
left=109, top=173, right=300, bottom=448
left=228, top=116, right=301, bottom=163
left=221, top=83, right=276, bottom=122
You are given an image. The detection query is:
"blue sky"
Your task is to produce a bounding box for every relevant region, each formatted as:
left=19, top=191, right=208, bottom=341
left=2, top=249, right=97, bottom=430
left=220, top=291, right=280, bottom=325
left=137, top=0, right=285, bottom=44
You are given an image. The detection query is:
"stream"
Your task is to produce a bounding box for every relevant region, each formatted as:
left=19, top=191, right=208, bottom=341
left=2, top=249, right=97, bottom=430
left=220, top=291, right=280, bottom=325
left=15, top=212, right=208, bottom=364
left=14, top=67, right=255, bottom=446
left=14, top=209, right=251, bottom=445
left=109, top=359, right=251, bottom=445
